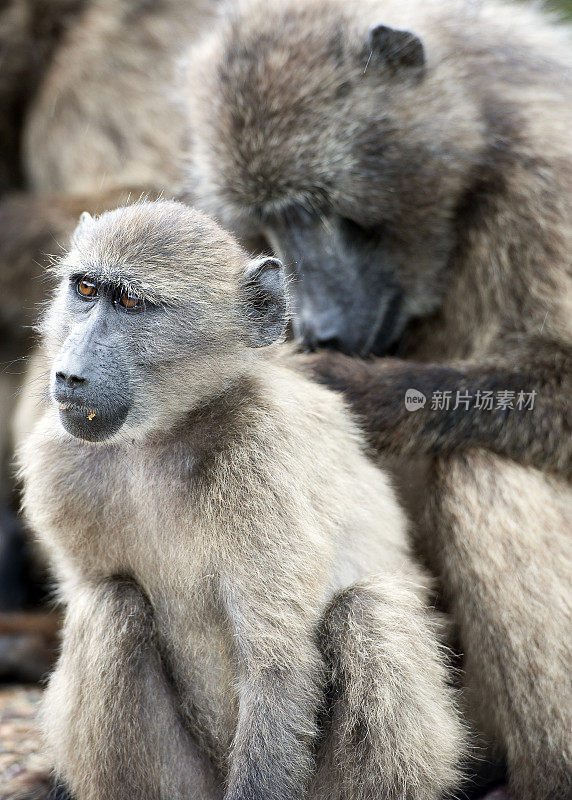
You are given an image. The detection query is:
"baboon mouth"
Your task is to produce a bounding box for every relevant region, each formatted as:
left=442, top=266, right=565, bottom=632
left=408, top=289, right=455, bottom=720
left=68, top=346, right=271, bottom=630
left=55, top=399, right=130, bottom=442
left=57, top=401, right=96, bottom=419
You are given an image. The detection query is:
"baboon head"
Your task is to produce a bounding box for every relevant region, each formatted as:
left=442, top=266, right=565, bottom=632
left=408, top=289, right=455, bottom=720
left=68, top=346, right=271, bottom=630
left=43, top=201, right=287, bottom=442
left=187, top=0, right=482, bottom=355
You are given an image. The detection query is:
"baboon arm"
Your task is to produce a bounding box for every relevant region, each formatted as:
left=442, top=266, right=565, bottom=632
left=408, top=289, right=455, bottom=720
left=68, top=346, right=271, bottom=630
left=221, top=580, right=324, bottom=800
left=311, top=576, right=464, bottom=800
left=300, top=349, right=571, bottom=475
left=44, top=578, right=221, bottom=800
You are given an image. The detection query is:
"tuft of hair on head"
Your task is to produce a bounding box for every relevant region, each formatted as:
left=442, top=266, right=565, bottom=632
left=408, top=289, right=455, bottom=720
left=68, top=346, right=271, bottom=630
left=61, top=200, right=249, bottom=306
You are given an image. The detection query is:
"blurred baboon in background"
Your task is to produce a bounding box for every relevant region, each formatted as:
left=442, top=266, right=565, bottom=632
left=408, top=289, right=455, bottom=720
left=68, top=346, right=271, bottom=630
left=0, top=0, right=221, bottom=655
left=183, top=0, right=572, bottom=798
left=0, top=0, right=90, bottom=194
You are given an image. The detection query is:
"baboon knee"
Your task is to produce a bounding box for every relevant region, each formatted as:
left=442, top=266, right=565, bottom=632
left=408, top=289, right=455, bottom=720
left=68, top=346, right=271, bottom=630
left=315, top=579, right=465, bottom=800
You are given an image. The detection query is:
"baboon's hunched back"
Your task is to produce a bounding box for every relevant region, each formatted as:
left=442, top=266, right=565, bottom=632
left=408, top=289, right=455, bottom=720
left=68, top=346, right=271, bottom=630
left=184, top=1, right=572, bottom=798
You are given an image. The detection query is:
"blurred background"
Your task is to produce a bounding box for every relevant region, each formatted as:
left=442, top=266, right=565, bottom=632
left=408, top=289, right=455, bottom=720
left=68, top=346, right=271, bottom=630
left=551, top=0, right=572, bottom=16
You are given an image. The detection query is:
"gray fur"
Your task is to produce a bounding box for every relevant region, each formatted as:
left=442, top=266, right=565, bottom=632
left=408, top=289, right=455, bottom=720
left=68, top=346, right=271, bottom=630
left=19, top=201, right=465, bottom=800
left=183, top=2, right=572, bottom=797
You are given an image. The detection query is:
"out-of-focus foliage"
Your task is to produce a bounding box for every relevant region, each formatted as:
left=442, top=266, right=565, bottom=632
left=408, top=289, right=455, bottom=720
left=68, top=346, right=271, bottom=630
left=543, top=0, right=572, bottom=20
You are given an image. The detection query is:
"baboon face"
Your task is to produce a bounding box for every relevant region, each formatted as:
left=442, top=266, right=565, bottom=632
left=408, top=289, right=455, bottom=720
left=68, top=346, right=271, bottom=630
left=189, top=0, right=478, bottom=354
left=44, top=202, right=286, bottom=442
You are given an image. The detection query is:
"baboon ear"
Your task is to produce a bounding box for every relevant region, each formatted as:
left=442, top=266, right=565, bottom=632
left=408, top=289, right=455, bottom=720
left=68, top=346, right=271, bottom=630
left=240, top=257, right=288, bottom=348
left=367, top=24, right=425, bottom=70
left=71, top=210, right=94, bottom=245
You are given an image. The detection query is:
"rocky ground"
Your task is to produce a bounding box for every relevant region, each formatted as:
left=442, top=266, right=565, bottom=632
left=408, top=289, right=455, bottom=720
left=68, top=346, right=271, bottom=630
left=0, top=686, right=49, bottom=799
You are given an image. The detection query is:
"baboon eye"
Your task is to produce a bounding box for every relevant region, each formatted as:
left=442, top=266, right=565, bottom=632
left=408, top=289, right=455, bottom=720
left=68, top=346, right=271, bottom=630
left=76, top=278, right=98, bottom=299
left=116, top=289, right=145, bottom=311
left=339, top=216, right=383, bottom=246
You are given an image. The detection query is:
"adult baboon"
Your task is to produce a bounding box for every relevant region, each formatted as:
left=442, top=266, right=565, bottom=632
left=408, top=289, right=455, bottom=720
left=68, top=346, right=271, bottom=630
left=184, top=1, right=572, bottom=798
left=18, top=201, right=465, bottom=800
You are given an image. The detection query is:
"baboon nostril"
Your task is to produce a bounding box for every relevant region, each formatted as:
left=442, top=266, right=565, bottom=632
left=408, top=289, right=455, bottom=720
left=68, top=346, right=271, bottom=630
left=56, top=371, right=87, bottom=388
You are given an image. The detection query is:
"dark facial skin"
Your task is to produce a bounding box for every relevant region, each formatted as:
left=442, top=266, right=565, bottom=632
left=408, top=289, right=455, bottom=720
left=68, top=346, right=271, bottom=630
left=258, top=195, right=571, bottom=475
left=51, top=276, right=143, bottom=441
left=264, top=208, right=406, bottom=356
left=47, top=204, right=287, bottom=447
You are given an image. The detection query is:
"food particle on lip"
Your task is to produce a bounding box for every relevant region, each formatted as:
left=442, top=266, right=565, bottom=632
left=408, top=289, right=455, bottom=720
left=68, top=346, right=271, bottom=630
left=87, top=410, right=96, bottom=421
left=58, top=402, right=69, bottom=411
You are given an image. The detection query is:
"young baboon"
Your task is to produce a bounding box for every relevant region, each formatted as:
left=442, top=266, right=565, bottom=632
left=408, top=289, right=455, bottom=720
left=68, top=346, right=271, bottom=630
left=18, top=201, right=465, bottom=800
left=184, top=1, right=572, bottom=798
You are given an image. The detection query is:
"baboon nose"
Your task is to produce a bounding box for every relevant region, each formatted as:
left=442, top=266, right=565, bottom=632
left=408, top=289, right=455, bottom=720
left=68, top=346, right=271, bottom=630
left=55, top=371, right=87, bottom=389
left=298, top=313, right=342, bottom=352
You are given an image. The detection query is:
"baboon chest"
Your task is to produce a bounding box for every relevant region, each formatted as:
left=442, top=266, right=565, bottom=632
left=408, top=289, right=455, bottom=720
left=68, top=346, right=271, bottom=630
left=34, top=434, right=240, bottom=757
left=36, top=437, right=199, bottom=571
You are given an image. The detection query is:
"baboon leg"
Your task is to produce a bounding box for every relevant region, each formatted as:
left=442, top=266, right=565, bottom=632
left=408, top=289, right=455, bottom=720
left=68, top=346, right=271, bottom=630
left=44, top=578, right=222, bottom=800
left=427, top=450, right=571, bottom=800
left=311, top=576, right=465, bottom=800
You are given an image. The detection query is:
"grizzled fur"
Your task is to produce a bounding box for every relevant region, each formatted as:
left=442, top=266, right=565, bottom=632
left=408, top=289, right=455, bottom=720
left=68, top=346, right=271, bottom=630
left=18, top=201, right=465, bottom=800
left=184, top=2, right=572, bottom=798
left=0, top=0, right=88, bottom=193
